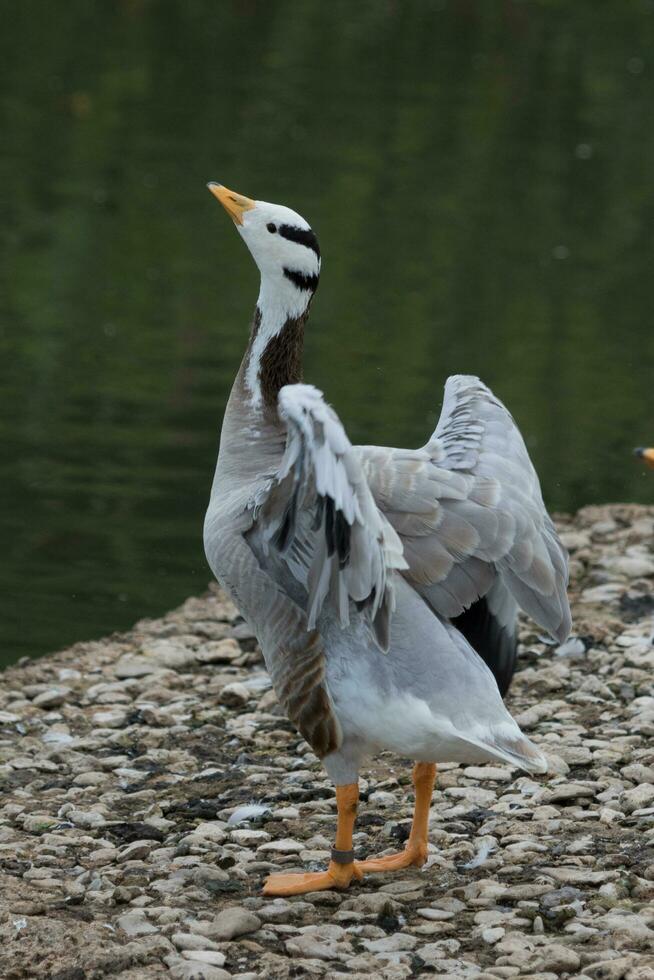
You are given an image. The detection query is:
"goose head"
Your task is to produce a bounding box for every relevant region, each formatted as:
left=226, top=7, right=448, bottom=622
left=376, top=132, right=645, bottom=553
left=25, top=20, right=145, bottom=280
left=208, top=182, right=320, bottom=316
left=634, top=447, right=654, bottom=469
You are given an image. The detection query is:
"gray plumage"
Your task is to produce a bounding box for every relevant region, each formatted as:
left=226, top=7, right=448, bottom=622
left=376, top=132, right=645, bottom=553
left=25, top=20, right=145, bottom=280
left=357, top=375, right=570, bottom=643
left=203, top=191, right=571, bottom=785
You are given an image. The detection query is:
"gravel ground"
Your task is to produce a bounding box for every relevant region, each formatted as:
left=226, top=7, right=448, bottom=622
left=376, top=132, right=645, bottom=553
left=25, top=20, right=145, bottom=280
left=1, top=504, right=654, bottom=980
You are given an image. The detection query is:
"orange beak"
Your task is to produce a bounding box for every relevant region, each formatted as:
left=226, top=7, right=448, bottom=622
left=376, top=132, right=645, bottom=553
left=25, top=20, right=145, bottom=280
left=207, top=182, right=255, bottom=225
left=635, top=448, right=654, bottom=469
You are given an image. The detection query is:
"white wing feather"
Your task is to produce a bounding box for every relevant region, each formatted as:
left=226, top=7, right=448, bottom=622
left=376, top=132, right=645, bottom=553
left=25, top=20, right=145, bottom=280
left=255, top=384, right=407, bottom=649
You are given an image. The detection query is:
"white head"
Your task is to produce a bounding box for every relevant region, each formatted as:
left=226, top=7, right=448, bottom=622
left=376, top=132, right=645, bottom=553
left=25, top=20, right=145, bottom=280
left=208, top=183, right=321, bottom=408
left=208, top=182, right=320, bottom=319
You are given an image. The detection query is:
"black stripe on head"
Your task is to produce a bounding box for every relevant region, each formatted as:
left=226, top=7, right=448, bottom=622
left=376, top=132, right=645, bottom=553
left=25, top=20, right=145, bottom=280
left=279, top=224, right=321, bottom=259
left=283, top=268, right=319, bottom=292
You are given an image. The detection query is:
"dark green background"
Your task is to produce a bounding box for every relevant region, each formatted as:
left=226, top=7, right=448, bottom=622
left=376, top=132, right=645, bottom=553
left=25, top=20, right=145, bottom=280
left=2, top=0, right=654, bottom=664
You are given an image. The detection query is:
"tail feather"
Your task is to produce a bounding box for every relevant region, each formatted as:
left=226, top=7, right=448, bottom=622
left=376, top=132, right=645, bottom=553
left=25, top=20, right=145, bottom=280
left=490, top=731, right=548, bottom=774
left=457, top=726, right=548, bottom=775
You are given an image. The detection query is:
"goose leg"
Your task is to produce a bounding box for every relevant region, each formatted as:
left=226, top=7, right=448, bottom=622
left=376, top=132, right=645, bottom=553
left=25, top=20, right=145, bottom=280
left=355, top=762, right=437, bottom=873
left=263, top=783, right=362, bottom=895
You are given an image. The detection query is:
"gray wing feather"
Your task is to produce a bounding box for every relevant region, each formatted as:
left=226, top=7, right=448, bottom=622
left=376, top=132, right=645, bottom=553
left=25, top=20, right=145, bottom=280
left=357, top=375, right=571, bottom=642
left=255, top=384, right=407, bottom=650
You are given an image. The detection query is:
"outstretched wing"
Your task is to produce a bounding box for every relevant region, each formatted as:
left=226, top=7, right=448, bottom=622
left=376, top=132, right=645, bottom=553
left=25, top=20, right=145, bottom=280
left=357, top=375, right=571, bottom=642
left=252, top=384, right=407, bottom=650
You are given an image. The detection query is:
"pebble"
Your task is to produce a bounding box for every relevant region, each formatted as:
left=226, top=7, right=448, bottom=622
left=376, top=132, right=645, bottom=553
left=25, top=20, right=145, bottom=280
left=181, top=950, right=227, bottom=967
left=219, top=681, right=250, bottom=706
left=172, top=933, right=223, bottom=951
left=285, top=923, right=352, bottom=960
left=257, top=838, right=305, bottom=854
left=0, top=506, right=653, bottom=979
left=417, top=907, right=454, bottom=921
left=604, top=555, right=654, bottom=578
left=116, top=912, right=159, bottom=937
left=90, top=708, right=127, bottom=728
left=368, top=790, right=397, bottom=807
left=22, top=815, right=59, bottom=833
left=208, top=907, right=262, bottom=940
left=32, top=686, right=71, bottom=708
left=621, top=783, right=654, bottom=813
left=362, top=932, right=418, bottom=952
left=166, top=956, right=232, bottom=980
left=117, top=841, right=152, bottom=862
left=68, top=809, right=107, bottom=829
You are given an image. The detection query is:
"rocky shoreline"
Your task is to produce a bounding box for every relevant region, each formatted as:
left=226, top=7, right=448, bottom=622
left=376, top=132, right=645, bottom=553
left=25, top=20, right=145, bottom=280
left=1, top=504, right=654, bottom=979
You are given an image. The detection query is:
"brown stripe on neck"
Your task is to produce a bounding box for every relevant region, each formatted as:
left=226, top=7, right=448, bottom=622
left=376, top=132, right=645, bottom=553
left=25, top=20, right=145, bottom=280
left=258, top=310, right=307, bottom=408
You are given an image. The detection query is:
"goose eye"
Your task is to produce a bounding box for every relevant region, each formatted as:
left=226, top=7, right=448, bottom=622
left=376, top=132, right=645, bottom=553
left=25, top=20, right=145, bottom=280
left=266, top=222, right=277, bottom=234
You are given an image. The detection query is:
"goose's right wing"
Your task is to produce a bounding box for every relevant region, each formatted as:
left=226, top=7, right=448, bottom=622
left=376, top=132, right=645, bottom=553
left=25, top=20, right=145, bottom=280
left=251, top=384, right=407, bottom=650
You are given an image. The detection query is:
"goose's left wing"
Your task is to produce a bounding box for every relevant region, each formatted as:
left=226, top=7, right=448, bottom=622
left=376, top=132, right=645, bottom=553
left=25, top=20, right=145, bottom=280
left=252, top=384, right=407, bottom=650
left=356, top=375, right=571, bottom=643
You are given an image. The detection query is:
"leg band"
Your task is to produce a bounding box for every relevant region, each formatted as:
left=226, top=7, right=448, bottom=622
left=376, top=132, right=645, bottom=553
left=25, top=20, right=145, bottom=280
left=331, top=847, right=355, bottom=864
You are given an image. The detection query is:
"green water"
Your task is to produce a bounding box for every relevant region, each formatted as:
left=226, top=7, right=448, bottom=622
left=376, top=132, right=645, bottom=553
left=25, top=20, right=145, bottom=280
left=2, top=1, right=654, bottom=664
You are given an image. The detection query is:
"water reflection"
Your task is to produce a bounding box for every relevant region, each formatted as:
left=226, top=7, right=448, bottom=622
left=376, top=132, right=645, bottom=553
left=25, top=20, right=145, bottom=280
left=2, top=1, right=653, bottom=662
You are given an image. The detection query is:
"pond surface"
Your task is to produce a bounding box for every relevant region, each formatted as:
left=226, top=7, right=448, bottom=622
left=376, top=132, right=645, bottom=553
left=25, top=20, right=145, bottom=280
left=2, top=1, right=654, bottom=664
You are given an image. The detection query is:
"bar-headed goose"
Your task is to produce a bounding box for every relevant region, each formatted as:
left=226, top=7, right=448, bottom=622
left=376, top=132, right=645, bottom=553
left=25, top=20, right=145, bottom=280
left=203, top=183, right=571, bottom=896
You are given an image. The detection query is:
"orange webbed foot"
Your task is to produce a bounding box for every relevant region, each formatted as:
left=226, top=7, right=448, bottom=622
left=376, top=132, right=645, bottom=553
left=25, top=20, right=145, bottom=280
left=263, top=860, right=362, bottom=896
left=354, top=839, right=429, bottom=874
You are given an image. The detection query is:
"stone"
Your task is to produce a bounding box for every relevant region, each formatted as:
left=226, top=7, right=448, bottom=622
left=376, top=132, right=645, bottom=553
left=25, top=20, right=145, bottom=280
left=187, top=822, right=227, bottom=843
left=539, top=867, right=617, bottom=885
left=463, top=765, right=513, bottom=781
left=417, top=907, right=454, bottom=921
left=68, top=808, right=106, bottom=829
left=117, top=840, right=152, bottom=862
left=584, top=957, right=637, bottom=980
left=207, top=907, right=261, bottom=941
left=532, top=943, right=581, bottom=973
left=604, top=556, right=654, bottom=578
left=181, top=950, right=227, bottom=967
left=166, top=956, right=232, bottom=980
left=362, top=933, right=418, bottom=952
left=285, top=924, right=351, bottom=961
left=257, top=899, right=313, bottom=923
left=0, top=711, right=20, bottom=723
left=258, top=838, right=305, bottom=854
left=116, top=912, right=159, bottom=937
left=368, top=790, right=397, bottom=807
left=219, top=682, right=250, bottom=706
left=171, top=933, right=222, bottom=951
left=140, top=639, right=197, bottom=669
left=115, top=655, right=158, bottom=678
left=32, top=686, right=71, bottom=708
left=596, top=912, right=654, bottom=949
left=621, top=783, right=654, bottom=813
left=379, top=878, right=425, bottom=896
left=2, top=506, right=654, bottom=979
left=22, top=815, right=59, bottom=833
left=72, top=770, right=108, bottom=787
left=341, top=893, right=403, bottom=915
left=230, top=828, right=271, bottom=846
left=91, top=708, right=127, bottom=728
left=538, top=781, right=596, bottom=804
left=195, top=639, right=241, bottom=663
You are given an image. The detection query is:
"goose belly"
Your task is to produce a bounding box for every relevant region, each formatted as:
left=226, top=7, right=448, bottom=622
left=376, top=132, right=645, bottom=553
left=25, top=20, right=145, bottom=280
left=321, top=579, right=527, bottom=766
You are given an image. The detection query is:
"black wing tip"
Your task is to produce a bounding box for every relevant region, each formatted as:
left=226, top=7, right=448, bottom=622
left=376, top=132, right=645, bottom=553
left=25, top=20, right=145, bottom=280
left=320, top=495, right=352, bottom=567
left=453, top=595, right=518, bottom=698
